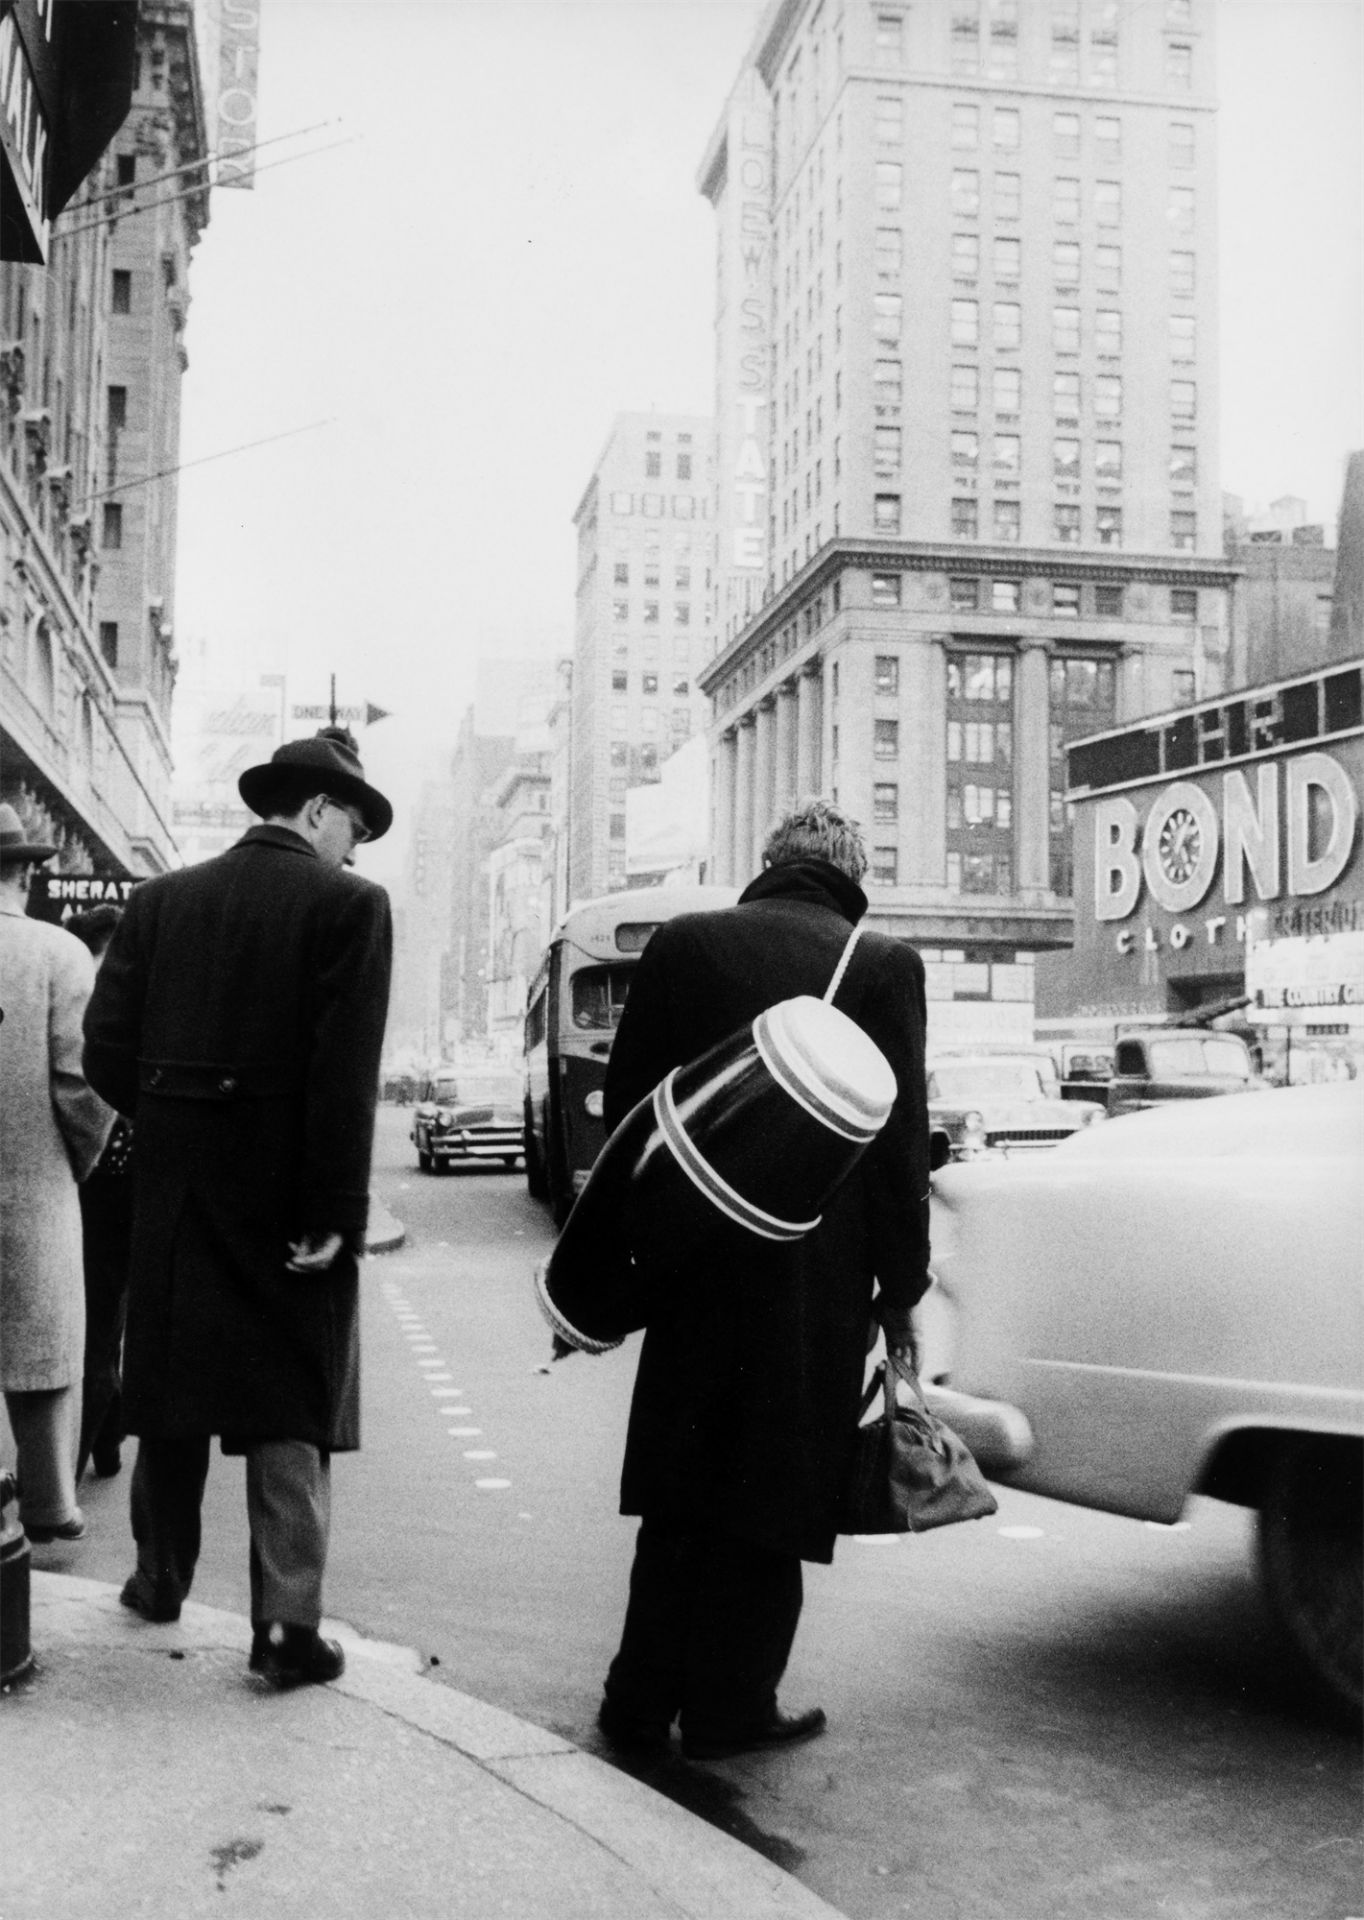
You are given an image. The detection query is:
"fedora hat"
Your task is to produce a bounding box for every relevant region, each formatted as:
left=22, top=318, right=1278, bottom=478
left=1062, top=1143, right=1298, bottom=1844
left=238, top=727, right=392, bottom=841
left=0, top=801, right=58, bottom=865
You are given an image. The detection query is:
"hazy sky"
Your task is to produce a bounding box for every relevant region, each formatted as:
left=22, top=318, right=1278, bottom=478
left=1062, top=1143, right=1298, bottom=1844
left=172, top=0, right=1363, bottom=880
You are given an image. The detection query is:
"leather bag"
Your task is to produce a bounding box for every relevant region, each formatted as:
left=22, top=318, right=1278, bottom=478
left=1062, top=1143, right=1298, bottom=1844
left=838, top=1354, right=998, bottom=1535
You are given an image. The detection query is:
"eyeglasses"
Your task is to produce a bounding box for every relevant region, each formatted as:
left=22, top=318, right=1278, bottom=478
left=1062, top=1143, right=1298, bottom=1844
left=326, top=797, right=371, bottom=845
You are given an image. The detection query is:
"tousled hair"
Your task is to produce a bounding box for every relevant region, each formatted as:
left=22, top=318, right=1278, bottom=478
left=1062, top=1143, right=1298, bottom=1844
left=761, top=797, right=868, bottom=883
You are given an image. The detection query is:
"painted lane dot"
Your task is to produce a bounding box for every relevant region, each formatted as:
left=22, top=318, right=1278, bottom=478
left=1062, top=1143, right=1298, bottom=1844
left=417, top=1360, right=448, bottom=1370
left=442, top=1407, right=472, bottom=1417
left=851, top=1534, right=902, bottom=1546
left=463, top=1450, right=497, bottom=1461
left=430, top=1387, right=465, bottom=1398
left=447, top=1427, right=482, bottom=1437
left=1144, top=1520, right=1192, bottom=1532
left=424, top=1374, right=453, bottom=1384
left=475, top=1478, right=511, bottom=1490
left=998, top=1525, right=1045, bottom=1540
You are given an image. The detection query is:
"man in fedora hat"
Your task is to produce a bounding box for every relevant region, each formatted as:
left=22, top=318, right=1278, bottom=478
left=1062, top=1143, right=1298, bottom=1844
left=0, top=804, right=114, bottom=1544
left=83, top=729, right=393, bottom=1687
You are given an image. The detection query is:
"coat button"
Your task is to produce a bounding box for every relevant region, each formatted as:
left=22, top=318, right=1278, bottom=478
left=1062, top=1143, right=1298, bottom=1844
left=148, top=1069, right=163, bottom=1088
left=219, top=1075, right=236, bottom=1094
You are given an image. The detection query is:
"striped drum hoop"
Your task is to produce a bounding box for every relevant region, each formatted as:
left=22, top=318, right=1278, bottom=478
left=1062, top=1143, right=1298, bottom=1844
left=535, top=995, right=896, bottom=1355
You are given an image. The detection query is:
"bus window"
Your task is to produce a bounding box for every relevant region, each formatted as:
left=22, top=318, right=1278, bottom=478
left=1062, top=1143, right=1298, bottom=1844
left=525, top=988, right=547, bottom=1051
left=571, top=964, right=634, bottom=1031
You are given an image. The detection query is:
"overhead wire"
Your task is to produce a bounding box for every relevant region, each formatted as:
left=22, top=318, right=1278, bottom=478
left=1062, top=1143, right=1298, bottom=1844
left=75, top=419, right=337, bottom=512
left=53, top=137, right=359, bottom=241
left=52, top=117, right=343, bottom=224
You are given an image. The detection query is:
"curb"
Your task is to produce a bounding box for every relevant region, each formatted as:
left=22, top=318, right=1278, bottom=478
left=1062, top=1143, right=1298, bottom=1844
left=27, top=1575, right=846, bottom=1920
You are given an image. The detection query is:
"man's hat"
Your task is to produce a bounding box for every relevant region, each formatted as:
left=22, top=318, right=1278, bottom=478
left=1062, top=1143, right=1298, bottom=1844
left=0, top=801, right=58, bottom=866
left=238, top=727, right=393, bottom=841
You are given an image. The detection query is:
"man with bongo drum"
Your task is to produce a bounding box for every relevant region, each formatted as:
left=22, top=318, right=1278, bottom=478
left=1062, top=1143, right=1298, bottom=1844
left=596, top=798, right=932, bottom=1760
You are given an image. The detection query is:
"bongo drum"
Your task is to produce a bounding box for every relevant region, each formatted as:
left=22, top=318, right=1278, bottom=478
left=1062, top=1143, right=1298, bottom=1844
left=535, top=994, right=896, bottom=1355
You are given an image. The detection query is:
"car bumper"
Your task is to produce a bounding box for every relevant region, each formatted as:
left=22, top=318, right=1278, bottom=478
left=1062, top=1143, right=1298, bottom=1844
left=427, top=1128, right=523, bottom=1161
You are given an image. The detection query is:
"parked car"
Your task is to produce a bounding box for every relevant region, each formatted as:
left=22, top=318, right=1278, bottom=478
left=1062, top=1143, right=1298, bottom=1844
left=1058, top=1040, right=1115, bottom=1104
left=1106, top=1028, right=1263, bottom=1117
left=926, top=1056, right=1105, bottom=1160
left=411, top=1067, right=524, bottom=1173
left=924, top=1081, right=1364, bottom=1718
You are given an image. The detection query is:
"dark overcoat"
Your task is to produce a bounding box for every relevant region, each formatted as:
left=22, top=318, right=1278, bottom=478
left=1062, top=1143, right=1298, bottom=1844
left=82, top=826, right=392, bottom=1451
left=602, top=858, right=931, bottom=1563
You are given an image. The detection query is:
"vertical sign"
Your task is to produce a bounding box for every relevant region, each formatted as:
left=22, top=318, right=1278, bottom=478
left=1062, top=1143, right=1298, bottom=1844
left=0, top=0, right=56, bottom=260
left=212, top=0, right=260, bottom=187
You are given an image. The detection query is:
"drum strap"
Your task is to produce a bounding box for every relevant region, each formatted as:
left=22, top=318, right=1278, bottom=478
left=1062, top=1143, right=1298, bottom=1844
left=823, top=924, right=863, bottom=1007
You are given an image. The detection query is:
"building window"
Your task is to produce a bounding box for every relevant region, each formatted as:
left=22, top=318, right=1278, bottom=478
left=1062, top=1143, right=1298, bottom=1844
left=992, top=366, right=1021, bottom=415
left=645, top=451, right=661, bottom=478
left=1096, top=244, right=1121, bottom=288
left=946, top=649, right=1014, bottom=894
left=875, top=425, right=902, bottom=475
left=874, top=493, right=902, bottom=533
left=642, top=671, right=659, bottom=695
left=991, top=578, right=1021, bottom=613
left=1095, top=374, right=1122, bottom=418
left=1050, top=41, right=1079, bottom=85
left=952, top=232, right=980, bottom=279
left=111, top=269, right=131, bottom=313
left=609, top=741, right=628, bottom=768
left=644, top=600, right=659, bottom=623
left=1053, top=110, right=1080, bottom=156
left=951, top=169, right=980, bottom=217
left=875, top=11, right=905, bottom=67
left=612, top=670, right=628, bottom=692
left=951, top=0, right=980, bottom=70
left=1053, top=436, right=1080, bottom=480
left=1170, top=314, right=1196, bottom=361
left=641, top=493, right=664, bottom=516
left=1170, top=510, right=1196, bottom=550
left=876, top=161, right=903, bottom=210
left=875, top=654, right=900, bottom=695
left=951, top=299, right=979, bottom=347
left=1168, top=185, right=1195, bottom=234
left=1048, top=652, right=1117, bottom=890
left=1169, top=444, right=1196, bottom=487
left=1169, top=121, right=1195, bottom=168
left=992, top=106, right=1019, bottom=149
left=871, top=572, right=901, bottom=606
left=874, top=291, right=902, bottom=339
left=611, top=704, right=628, bottom=730
left=1054, top=370, right=1080, bottom=418
left=994, top=433, right=1020, bottom=478
left=101, top=503, right=123, bottom=548
left=1053, top=305, right=1080, bottom=353
left=874, top=358, right=903, bottom=407
left=994, top=302, right=1021, bottom=351
left=874, top=717, right=900, bottom=758
left=1095, top=180, right=1121, bottom=226
left=1096, top=505, right=1122, bottom=546
left=870, top=846, right=899, bottom=886
left=875, top=226, right=904, bottom=281
left=1171, top=588, right=1198, bottom=622
left=952, top=496, right=979, bottom=538
left=673, top=676, right=690, bottom=696
left=873, top=782, right=899, bottom=823
left=1053, top=176, right=1080, bottom=225
left=613, top=561, right=629, bottom=586
left=1171, top=379, right=1196, bottom=423
left=1093, top=308, right=1120, bottom=356
left=952, top=429, right=979, bottom=472
left=993, top=238, right=1021, bottom=284
left=613, top=599, right=629, bottom=623
left=1167, top=41, right=1192, bottom=87
left=675, top=602, right=691, bottom=625
left=1053, top=581, right=1081, bottom=615
left=950, top=576, right=979, bottom=610
left=1095, top=584, right=1123, bottom=617
left=1171, top=249, right=1195, bottom=297
left=107, top=385, right=128, bottom=429
left=676, top=453, right=692, bottom=480
left=951, top=364, right=979, bottom=411
left=995, top=173, right=1021, bottom=220
left=951, top=102, right=979, bottom=148
left=994, top=499, right=1020, bottom=543
left=99, top=621, right=118, bottom=666
left=1094, top=113, right=1121, bottom=156
left=876, top=94, right=904, bottom=144
left=1172, top=669, right=1197, bottom=704
left=1054, top=503, right=1081, bottom=544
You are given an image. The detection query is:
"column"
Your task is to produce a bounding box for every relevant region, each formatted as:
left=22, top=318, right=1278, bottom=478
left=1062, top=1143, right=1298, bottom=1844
left=751, top=696, right=777, bottom=873
left=794, top=661, right=823, bottom=797
left=711, top=729, right=739, bottom=885
left=733, top=714, right=756, bottom=888
left=773, top=680, right=798, bottom=817
left=1015, top=636, right=1053, bottom=899
left=902, top=632, right=948, bottom=887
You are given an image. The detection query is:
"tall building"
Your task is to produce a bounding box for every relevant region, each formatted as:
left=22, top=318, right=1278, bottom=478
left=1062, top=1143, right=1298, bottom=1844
left=698, top=0, right=1236, bottom=1043
left=0, top=0, right=208, bottom=876
left=568, top=412, right=716, bottom=900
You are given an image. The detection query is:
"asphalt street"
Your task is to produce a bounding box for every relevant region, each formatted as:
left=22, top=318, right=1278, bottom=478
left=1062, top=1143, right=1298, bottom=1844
left=63, top=1105, right=1363, bottom=1920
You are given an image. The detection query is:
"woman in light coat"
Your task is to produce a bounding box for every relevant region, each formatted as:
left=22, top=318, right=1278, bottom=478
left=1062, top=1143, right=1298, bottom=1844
left=0, top=806, right=113, bottom=1541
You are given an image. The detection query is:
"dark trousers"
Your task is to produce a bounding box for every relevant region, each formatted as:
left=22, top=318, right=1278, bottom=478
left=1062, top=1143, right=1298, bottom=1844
left=604, top=1517, right=804, bottom=1741
left=130, top=1435, right=332, bottom=1627
left=77, top=1171, right=133, bottom=1480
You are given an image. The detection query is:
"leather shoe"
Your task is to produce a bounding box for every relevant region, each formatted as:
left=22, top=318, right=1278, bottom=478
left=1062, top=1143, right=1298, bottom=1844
left=682, top=1706, right=827, bottom=1761
left=119, top=1571, right=182, bottom=1623
left=597, top=1700, right=671, bottom=1753
left=252, top=1623, right=345, bottom=1688
left=26, top=1510, right=87, bottom=1544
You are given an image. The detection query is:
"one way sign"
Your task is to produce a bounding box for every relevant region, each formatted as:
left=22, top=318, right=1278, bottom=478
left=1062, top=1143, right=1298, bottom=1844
left=291, top=702, right=392, bottom=727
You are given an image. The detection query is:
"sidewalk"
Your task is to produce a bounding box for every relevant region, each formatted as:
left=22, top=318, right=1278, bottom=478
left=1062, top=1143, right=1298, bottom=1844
left=3, top=1573, right=847, bottom=1920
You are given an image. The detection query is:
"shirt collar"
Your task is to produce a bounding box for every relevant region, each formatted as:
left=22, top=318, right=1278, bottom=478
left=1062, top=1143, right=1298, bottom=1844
left=737, top=858, right=868, bottom=925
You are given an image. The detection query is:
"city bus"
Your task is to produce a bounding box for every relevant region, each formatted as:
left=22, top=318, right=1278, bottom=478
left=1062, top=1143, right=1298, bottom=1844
left=522, top=883, right=738, bottom=1223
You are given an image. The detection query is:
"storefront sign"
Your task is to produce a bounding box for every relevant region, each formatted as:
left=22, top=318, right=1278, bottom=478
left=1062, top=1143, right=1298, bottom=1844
left=210, top=0, right=260, bottom=188
left=0, top=0, right=55, bottom=259
left=27, top=872, right=142, bottom=924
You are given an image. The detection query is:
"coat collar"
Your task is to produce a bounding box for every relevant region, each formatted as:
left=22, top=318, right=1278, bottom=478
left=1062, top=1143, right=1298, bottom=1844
left=233, top=823, right=319, bottom=858
left=738, top=858, right=868, bottom=926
